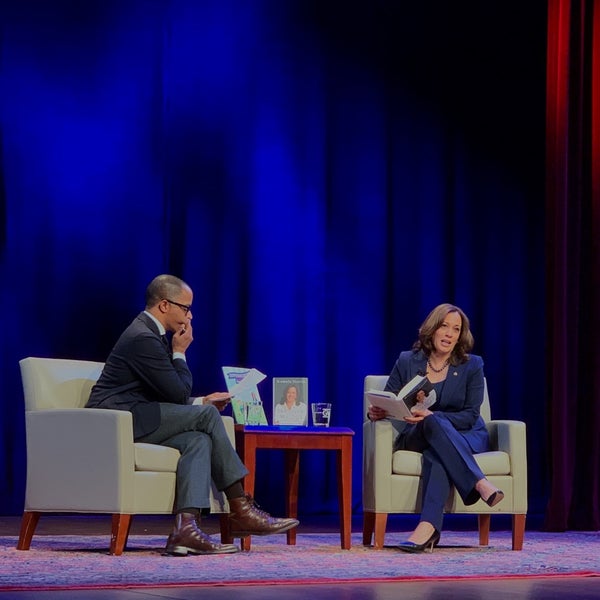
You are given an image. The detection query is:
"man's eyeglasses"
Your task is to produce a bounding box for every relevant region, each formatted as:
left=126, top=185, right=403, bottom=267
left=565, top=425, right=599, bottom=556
left=164, top=299, right=192, bottom=315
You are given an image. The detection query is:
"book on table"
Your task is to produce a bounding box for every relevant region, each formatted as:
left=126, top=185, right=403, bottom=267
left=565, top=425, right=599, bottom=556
left=366, top=374, right=436, bottom=420
left=221, top=366, right=269, bottom=425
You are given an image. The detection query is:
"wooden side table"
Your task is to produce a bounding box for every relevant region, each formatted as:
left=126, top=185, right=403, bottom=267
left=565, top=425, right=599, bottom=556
left=234, top=425, right=354, bottom=550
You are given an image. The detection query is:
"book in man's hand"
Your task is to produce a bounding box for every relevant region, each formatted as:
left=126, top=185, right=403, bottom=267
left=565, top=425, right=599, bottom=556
left=366, top=374, right=436, bottom=420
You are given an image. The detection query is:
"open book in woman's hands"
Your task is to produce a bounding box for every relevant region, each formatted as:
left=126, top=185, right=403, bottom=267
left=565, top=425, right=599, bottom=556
left=366, top=374, right=436, bottom=420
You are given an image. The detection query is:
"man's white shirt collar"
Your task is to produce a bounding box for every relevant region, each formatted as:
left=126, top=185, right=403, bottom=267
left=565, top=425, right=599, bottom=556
left=144, top=311, right=166, bottom=335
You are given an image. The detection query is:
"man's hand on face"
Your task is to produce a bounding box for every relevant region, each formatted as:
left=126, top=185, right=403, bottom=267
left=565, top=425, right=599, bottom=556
left=171, top=322, right=193, bottom=354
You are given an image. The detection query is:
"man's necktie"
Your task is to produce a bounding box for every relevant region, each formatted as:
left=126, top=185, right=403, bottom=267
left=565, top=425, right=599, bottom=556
left=160, top=334, right=170, bottom=352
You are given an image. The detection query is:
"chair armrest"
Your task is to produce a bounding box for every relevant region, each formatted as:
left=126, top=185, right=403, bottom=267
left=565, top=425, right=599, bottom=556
left=222, top=415, right=235, bottom=449
left=362, top=419, right=395, bottom=511
left=486, top=419, right=528, bottom=512
left=24, top=408, right=136, bottom=511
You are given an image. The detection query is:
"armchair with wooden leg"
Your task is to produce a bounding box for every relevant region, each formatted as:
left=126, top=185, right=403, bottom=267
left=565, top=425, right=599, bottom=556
left=362, top=375, right=527, bottom=551
left=17, top=357, right=235, bottom=555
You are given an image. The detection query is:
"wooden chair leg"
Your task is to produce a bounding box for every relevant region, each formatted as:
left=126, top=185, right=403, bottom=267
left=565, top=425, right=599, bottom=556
left=512, top=513, right=526, bottom=550
left=110, top=514, right=133, bottom=556
left=222, top=512, right=250, bottom=552
left=363, top=511, right=375, bottom=545
left=16, top=511, right=41, bottom=551
left=373, top=513, right=388, bottom=550
left=478, top=514, right=491, bottom=546
left=240, top=535, right=251, bottom=552
left=219, top=513, right=233, bottom=544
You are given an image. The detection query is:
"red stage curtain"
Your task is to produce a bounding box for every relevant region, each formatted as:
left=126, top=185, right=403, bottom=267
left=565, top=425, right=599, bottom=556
left=545, top=0, right=600, bottom=530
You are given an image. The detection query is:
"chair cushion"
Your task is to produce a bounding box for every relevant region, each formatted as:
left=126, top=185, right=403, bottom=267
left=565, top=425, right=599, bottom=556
left=473, top=450, right=511, bottom=475
left=134, top=443, right=180, bottom=472
left=391, top=450, right=423, bottom=476
left=392, top=450, right=511, bottom=477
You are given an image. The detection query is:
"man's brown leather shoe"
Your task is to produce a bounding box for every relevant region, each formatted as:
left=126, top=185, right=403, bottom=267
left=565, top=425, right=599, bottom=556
left=164, top=513, right=238, bottom=556
left=228, top=494, right=299, bottom=537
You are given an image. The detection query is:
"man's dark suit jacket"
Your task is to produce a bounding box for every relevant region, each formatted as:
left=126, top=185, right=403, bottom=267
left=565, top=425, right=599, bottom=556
left=86, top=312, right=193, bottom=439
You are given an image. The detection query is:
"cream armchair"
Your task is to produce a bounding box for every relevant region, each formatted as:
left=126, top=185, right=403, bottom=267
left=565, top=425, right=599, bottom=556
left=362, top=375, right=527, bottom=550
left=17, top=357, right=235, bottom=555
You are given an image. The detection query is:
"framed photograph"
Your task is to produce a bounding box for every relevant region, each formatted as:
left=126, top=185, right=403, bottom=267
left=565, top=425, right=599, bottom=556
left=272, top=377, right=308, bottom=426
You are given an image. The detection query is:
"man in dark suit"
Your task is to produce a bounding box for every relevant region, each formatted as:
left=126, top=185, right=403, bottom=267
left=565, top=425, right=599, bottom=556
left=87, top=274, right=298, bottom=556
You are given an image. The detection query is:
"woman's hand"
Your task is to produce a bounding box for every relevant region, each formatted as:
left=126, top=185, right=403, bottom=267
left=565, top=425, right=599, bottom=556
left=367, top=404, right=388, bottom=421
left=404, top=407, right=433, bottom=424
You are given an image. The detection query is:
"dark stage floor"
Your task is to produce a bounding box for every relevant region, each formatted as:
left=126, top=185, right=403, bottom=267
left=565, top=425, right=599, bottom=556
left=1, top=578, right=600, bottom=600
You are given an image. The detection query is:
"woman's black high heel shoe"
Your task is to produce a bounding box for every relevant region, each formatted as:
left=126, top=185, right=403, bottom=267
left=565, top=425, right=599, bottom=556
left=397, top=529, right=441, bottom=553
left=485, top=490, right=504, bottom=507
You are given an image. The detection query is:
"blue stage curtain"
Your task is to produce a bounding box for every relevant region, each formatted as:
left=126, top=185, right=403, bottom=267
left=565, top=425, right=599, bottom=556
left=0, top=1, right=548, bottom=518
left=545, top=0, right=600, bottom=531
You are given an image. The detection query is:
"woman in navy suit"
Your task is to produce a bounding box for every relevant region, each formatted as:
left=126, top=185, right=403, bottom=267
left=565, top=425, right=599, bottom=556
left=367, top=303, right=504, bottom=553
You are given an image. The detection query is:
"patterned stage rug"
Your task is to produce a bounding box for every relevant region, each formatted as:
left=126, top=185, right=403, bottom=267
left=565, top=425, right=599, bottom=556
left=0, top=531, right=598, bottom=591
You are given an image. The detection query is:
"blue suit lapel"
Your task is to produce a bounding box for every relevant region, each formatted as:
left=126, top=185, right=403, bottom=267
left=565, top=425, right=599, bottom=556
left=437, top=362, right=465, bottom=408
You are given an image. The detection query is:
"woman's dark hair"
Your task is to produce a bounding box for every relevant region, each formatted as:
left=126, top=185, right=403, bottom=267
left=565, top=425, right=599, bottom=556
left=279, top=384, right=301, bottom=406
left=412, top=303, right=474, bottom=365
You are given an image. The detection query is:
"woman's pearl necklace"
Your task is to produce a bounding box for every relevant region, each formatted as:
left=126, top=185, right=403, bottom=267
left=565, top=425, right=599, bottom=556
left=427, top=358, right=449, bottom=373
